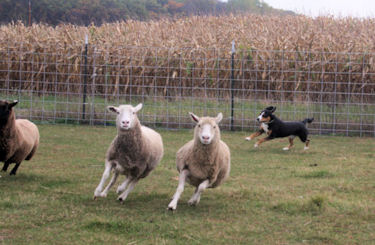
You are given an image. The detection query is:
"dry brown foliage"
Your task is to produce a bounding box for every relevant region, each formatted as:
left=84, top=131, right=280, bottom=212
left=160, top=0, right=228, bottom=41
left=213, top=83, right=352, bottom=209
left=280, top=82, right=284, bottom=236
left=0, top=15, right=374, bottom=102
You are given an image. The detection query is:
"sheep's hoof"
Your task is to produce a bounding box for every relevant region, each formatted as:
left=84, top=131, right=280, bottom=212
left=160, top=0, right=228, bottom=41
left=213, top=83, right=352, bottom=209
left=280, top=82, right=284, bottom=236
left=188, top=200, right=198, bottom=206
left=167, top=201, right=177, bottom=211
left=167, top=206, right=176, bottom=211
left=117, top=197, right=125, bottom=204
left=93, top=196, right=97, bottom=200
left=94, top=190, right=101, bottom=197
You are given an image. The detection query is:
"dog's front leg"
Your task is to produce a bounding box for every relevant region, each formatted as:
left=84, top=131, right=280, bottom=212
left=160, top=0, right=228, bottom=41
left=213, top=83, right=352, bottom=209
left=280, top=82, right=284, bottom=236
left=254, top=135, right=273, bottom=148
left=245, top=129, right=264, bottom=141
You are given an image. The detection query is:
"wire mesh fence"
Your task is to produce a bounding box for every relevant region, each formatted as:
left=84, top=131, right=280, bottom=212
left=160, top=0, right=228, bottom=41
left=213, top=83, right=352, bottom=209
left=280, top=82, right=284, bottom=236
left=0, top=41, right=374, bottom=136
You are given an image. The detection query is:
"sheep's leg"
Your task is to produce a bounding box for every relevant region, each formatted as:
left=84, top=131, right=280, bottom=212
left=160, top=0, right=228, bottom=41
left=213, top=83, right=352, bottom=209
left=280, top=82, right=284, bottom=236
left=188, top=179, right=209, bottom=206
left=167, top=169, right=189, bottom=211
left=116, top=177, right=132, bottom=194
left=117, top=179, right=138, bottom=203
left=100, top=171, right=119, bottom=197
left=94, top=160, right=112, bottom=199
left=1, top=161, right=11, bottom=172
left=9, top=163, right=21, bottom=175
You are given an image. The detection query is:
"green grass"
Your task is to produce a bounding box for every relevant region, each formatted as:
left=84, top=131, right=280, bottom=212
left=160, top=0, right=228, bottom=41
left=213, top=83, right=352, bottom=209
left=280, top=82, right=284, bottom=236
left=0, top=124, right=374, bottom=244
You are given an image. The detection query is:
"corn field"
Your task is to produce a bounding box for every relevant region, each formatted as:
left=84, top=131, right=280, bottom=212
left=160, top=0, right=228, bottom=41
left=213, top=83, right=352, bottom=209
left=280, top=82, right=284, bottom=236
left=0, top=15, right=374, bottom=136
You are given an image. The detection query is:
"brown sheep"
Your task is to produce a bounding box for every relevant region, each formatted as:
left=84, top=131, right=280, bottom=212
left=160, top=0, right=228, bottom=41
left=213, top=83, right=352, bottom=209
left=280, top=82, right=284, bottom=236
left=0, top=100, right=40, bottom=175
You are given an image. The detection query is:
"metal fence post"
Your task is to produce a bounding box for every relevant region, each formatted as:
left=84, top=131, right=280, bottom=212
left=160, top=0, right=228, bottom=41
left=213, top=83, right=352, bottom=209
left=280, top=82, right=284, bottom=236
left=82, top=34, right=88, bottom=121
left=230, top=40, right=235, bottom=131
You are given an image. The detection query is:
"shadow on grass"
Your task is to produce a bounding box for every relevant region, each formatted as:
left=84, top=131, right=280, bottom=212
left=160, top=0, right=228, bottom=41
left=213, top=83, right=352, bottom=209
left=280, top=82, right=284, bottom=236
left=0, top=172, right=74, bottom=194
left=0, top=200, right=34, bottom=209
left=295, top=235, right=337, bottom=244
left=83, top=192, right=172, bottom=211
left=245, top=146, right=317, bottom=155
left=84, top=189, right=239, bottom=216
left=299, top=170, right=334, bottom=178
left=0, top=172, right=48, bottom=185
left=83, top=217, right=187, bottom=241
left=271, top=195, right=326, bottom=216
left=84, top=220, right=144, bottom=234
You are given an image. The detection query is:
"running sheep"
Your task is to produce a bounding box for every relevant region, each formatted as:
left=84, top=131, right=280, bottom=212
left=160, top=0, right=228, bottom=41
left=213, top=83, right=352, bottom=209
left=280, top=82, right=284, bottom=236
left=168, top=112, right=231, bottom=210
left=94, top=103, right=164, bottom=203
left=0, top=100, right=40, bottom=175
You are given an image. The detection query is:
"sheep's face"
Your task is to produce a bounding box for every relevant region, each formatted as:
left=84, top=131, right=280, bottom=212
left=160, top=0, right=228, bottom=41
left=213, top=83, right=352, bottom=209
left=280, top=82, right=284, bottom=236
left=107, top=103, right=143, bottom=131
left=0, top=100, right=18, bottom=120
left=190, top=112, right=223, bottom=145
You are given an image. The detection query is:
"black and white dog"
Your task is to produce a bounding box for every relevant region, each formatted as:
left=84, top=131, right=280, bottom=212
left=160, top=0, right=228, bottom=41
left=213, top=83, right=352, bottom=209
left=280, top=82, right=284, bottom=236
left=245, top=106, right=314, bottom=150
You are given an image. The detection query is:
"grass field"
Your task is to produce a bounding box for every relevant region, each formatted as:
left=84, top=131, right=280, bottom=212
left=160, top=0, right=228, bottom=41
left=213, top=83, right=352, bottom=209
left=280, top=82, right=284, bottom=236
left=0, top=124, right=374, bottom=244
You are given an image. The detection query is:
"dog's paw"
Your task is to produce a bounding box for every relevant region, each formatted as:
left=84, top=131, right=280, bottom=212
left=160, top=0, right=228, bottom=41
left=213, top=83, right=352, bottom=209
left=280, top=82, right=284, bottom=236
left=254, top=144, right=259, bottom=148
left=283, top=147, right=290, bottom=151
left=245, top=137, right=251, bottom=141
left=304, top=146, right=309, bottom=150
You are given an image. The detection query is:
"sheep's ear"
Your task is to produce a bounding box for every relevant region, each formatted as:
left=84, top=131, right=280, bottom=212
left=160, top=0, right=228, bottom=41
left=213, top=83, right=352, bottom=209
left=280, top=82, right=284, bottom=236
left=9, top=100, right=18, bottom=108
left=266, top=106, right=276, bottom=113
left=107, top=106, right=119, bottom=114
left=133, top=103, right=143, bottom=113
left=189, top=112, right=200, bottom=123
left=215, top=112, right=223, bottom=124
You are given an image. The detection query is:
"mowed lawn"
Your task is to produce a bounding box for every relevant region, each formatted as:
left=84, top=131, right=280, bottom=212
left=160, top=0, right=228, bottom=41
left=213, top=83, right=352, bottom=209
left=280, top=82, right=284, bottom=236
left=0, top=124, right=374, bottom=245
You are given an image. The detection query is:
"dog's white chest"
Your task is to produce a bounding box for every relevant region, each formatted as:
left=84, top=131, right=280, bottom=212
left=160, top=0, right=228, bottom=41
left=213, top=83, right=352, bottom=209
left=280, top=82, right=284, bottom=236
left=261, top=123, right=269, bottom=133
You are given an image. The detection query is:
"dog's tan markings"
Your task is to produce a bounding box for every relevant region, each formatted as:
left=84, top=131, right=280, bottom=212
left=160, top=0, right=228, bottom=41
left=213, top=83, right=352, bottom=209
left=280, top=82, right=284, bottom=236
left=259, top=116, right=271, bottom=123
left=249, top=131, right=262, bottom=139
left=245, top=126, right=265, bottom=141
left=266, top=130, right=272, bottom=136
left=283, top=137, right=294, bottom=150
left=255, top=137, right=269, bottom=147
left=304, top=139, right=310, bottom=150
left=288, top=137, right=294, bottom=148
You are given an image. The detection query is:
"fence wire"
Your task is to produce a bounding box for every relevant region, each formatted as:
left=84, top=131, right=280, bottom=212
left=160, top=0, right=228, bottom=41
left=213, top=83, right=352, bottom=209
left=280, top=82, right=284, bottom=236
left=0, top=42, right=374, bottom=136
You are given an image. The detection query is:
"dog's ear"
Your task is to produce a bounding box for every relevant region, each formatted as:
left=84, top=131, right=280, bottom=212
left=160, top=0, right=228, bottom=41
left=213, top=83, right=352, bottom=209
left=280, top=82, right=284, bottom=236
left=9, top=100, right=18, bottom=108
left=265, top=106, right=276, bottom=113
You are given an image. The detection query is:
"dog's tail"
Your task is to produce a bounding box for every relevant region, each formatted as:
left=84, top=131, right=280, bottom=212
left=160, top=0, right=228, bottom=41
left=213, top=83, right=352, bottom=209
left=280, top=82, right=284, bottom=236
left=302, top=118, right=314, bottom=125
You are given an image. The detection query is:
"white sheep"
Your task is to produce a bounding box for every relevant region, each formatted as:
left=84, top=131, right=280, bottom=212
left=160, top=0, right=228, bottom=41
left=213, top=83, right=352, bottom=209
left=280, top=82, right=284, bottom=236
left=94, top=103, right=164, bottom=203
left=168, top=112, right=231, bottom=210
left=0, top=100, right=40, bottom=175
